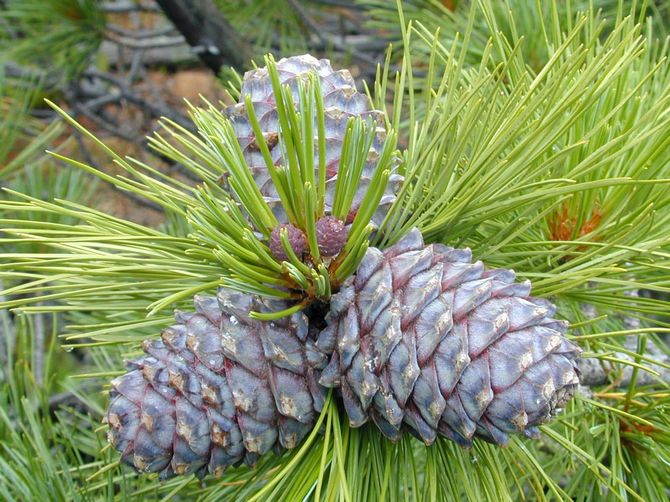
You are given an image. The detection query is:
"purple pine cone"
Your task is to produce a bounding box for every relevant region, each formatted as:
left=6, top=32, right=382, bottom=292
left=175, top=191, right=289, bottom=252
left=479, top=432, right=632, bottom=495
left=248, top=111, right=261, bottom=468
left=225, top=54, right=403, bottom=226
left=308, top=228, right=581, bottom=446
left=104, top=289, right=325, bottom=479
left=269, top=224, right=308, bottom=262
left=316, top=216, right=348, bottom=257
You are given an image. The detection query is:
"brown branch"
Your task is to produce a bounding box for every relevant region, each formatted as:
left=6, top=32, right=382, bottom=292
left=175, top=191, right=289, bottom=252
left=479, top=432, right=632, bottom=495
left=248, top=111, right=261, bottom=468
left=105, top=24, right=177, bottom=40
left=154, top=0, right=253, bottom=73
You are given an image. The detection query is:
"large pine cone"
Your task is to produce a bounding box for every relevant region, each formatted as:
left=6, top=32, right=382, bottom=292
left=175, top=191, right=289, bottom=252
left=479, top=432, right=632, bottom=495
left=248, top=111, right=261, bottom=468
left=104, top=290, right=325, bottom=479
left=308, top=229, right=581, bottom=446
left=225, top=54, right=402, bottom=225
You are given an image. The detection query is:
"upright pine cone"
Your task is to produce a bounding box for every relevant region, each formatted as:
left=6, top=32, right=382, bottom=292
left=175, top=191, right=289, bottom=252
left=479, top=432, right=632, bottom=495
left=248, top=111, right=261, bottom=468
left=225, top=54, right=402, bottom=225
left=104, top=289, right=325, bottom=479
left=308, top=229, right=581, bottom=446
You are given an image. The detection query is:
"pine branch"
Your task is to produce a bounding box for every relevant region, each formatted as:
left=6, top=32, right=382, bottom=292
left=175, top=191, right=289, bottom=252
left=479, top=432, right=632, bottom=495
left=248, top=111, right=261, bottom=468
left=154, top=0, right=253, bottom=72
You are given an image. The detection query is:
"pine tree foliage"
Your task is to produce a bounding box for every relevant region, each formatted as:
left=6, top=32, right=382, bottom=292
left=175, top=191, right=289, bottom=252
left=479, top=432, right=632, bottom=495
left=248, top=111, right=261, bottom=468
left=1, top=1, right=670, bottom=500
left=362, top=0, right=670, bottom=69
left=0, top=82, right=63, bottom=181
left=0, top=0, right=105, bottom=80
left=214, top=0, right=313, bottom=54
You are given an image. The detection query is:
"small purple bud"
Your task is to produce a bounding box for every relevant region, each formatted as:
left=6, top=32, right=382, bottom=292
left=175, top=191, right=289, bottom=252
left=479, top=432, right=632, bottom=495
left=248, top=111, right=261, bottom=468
left=316, top=216, right=348, bottom=257
left=269, top=224, right=308, bottom=262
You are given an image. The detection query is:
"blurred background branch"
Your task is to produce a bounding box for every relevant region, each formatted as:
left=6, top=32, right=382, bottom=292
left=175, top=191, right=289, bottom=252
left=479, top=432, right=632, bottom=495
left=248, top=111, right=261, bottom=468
left=154, top=0, right=253, bottom=71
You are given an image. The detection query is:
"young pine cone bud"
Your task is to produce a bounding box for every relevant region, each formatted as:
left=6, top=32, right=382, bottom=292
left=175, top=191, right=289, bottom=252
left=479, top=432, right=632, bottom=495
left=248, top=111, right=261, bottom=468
left=225, top=54, right=403, bottom=226
left=308, top=228, right=581, bottom=446
left=104, top=289, right=325, bottom=479
left=316, top=216, right=348, bottom=257
left=269, top=223, right=308, bottom=262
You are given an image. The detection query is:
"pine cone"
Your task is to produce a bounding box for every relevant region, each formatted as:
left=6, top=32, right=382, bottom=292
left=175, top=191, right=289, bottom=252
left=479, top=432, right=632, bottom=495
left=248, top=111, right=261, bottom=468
left=308, top=229, right=581, bottom=446
left=315, top=216, right=348, bottom=257
left=268, top=223, right=308, bottom=261
left=225, top=54, right=402, bottom=226
left=104, top=289, right=325, bottom=479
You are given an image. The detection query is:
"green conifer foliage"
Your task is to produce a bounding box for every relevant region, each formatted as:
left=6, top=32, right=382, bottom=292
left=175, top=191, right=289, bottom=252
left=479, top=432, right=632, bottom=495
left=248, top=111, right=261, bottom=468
left=1, top=1, right=670, bottom=500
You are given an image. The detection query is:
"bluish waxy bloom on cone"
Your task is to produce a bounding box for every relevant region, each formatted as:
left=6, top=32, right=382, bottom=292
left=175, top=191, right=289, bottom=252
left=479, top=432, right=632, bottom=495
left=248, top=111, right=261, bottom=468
left=308, top=229, right=581, bottom=446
